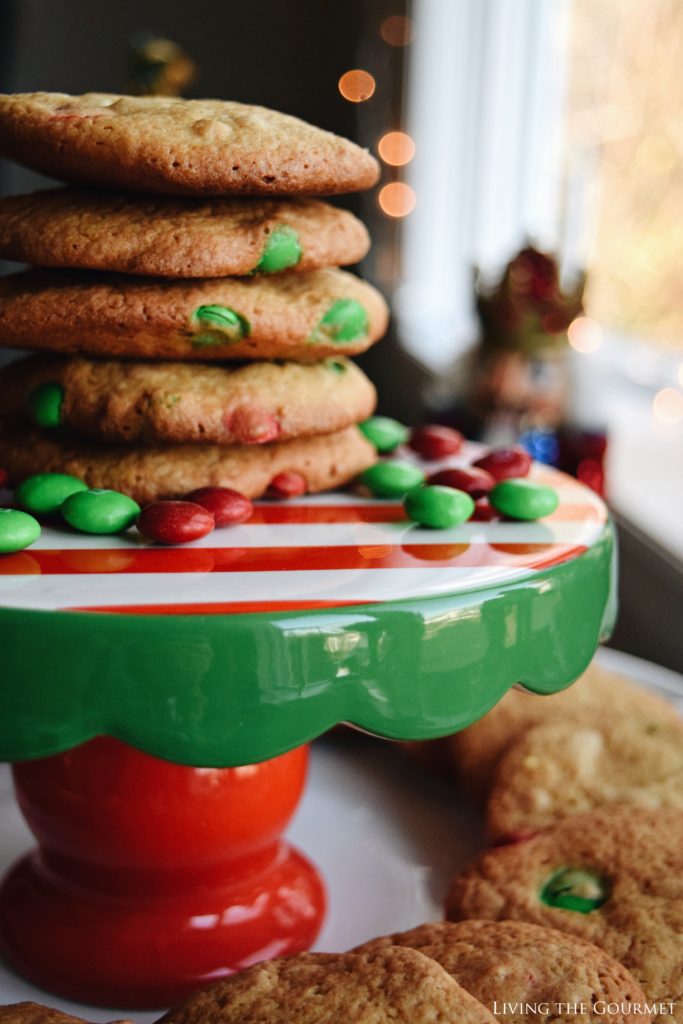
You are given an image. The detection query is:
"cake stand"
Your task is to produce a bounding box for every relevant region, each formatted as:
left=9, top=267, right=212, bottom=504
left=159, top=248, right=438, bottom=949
left=0, top=450, right=615, bottom=1009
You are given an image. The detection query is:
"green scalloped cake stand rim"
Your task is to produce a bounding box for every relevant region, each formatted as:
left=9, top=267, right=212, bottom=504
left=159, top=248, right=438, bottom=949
left=0, top=518, right=616, bottom=767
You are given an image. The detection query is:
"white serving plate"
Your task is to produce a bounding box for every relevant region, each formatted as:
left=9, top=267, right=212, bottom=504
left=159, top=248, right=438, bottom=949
left=0, top=647, right=680, bottom=1021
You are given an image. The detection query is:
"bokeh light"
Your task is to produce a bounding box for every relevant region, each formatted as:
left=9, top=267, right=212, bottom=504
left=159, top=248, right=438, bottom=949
left=378, top=131, right=415, bottom=166
left=378, top=182, right=416, bottom=218
left=380, top=15, right=414, bottom=47
left=338, top=70, right=376, bottom=103
left=567, top=316, right=603, bottom=353
left=653, top=387, right=683, bottom=424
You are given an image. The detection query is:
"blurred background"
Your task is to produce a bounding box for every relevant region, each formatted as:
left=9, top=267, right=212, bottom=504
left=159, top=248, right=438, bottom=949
left=1, top=0, right=681, bottom=671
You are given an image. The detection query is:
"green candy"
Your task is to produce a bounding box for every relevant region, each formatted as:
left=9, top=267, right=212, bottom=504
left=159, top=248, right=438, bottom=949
left=61, top=489, right=140, bottom=535
left=0, top=508, right=41, bottom=553
left=404, top=485, right=475, bottom=529
left=490, top=478, right=559, bottom=521
left=359, top=416, right=410, bottom=454
left=16, top=473, right=88, bottom=515
left=255, top=226, right=302, bottom=274
left=310, top=299, right=368, bottom=345
left=541, top=868, right=608, bottom=913
left=192, top=305, right=250, bottom=347
left=361, top=461, right=424, bottom=498
left=27, top=382, right=64, bottom=428
left=326, top=359, right=348, bottom=374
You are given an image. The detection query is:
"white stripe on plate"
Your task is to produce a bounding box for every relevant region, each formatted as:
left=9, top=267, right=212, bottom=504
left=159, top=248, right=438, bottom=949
left=0, top=566, right=532, bottom=611
left=26, top=519, right=604, bottom=551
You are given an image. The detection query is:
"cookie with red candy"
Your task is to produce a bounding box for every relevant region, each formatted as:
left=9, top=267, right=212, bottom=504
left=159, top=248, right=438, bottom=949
left=2, top=354, right=376, bottom=447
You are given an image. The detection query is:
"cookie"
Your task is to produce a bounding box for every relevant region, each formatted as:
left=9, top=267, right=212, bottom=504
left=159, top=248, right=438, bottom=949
left=447, top=663, right=682, bottom=800
left=0, top=188, right=370, bottom=278
left=0, top=268, right=388, bottom=362
left=0, top=421, right=376, bottom=504
left=446, top=808, right=683, bottom=1019
left=0, top=92, right=379, bottom=196
left=0, top=1006, right=129, bottom=1024
left=2, top=354, right=377, bottom=446
left=355, top=919, right=651, bottom=1024
left=486, top=714, right=683, bottom=842
left=156, top=947, right=497, bottom=1024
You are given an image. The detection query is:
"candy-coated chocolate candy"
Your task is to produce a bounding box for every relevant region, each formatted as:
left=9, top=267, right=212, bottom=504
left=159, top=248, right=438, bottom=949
left=27, top=381, right=64, bottom=427
left=404, top=485, right=474, bottom=529
left=490, top=478, right=559, bottom=521
left=254, top=225, right=302, bottom=274
left=192, top=305, right=250, bottom=346
left=16, top=472, right=88, bottom=515
left=409, top=424, right=464, bottom=460
left=137, top=501, right=215, bottom=545
left=428, top=466, right=495, bottom=498
left=541, top=867, right=608, bottom=913
left=473, top=447, right=532, bottom=480
left=360, top=461, right=425, bottom=498
left=359, top=416, right=410, bottom=453
left=0, top=508, right=40, bottom=553
left=0, top=468, right=7, bottom=489
left=62, top=489, right=140, bottom=534
left=310, top=299, right=368, bottom=345
left=470, top=498, right=499, bottom=522
left=186, top=487, right=253, bottom=526
left=266, top=472, right=307, bottom=499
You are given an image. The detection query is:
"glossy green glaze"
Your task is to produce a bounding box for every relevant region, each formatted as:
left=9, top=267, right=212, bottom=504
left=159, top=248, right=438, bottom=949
left=0, top=520, right=616, bottom=768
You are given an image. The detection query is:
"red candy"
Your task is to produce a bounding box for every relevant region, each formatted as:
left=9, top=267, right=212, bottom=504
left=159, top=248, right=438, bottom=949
left=409, top=424, right=464, bottom=460
left=472, top=447, right=531, bottom=480
left=470, top=498, right=499, bottom=522
left=427, top=467, right=495, bottom=498
left=137, top=501, right=215, bottom=545
left=266, top=472, right=307, bottom=499
left=0, top=468, right=8, bottom=489
left=225, top=407, right=280, bottom=445
left=186, top=487, right=253, bottom=527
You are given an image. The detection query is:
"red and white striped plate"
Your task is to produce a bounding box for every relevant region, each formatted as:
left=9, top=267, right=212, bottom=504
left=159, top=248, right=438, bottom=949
left=0, top=451, right=608, bottom=616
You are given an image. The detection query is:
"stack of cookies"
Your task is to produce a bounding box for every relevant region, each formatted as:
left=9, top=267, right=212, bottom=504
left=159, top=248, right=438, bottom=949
left=0, top=92, right=388, bottom=503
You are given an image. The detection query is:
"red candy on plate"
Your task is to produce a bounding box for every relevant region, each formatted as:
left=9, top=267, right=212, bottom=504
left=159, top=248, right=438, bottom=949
left=186, top=487, right=253, bottom=527
left=427, top=466, right=495, bottom=498
left=408, top=424, right=464, bottom=460
left=137, top=501, right=215, bottom=545
left=266, top=472, right=307, bottom=499
left=470, top=498, right=500, bottom=522
left=472, top=447, right=531, bottom=480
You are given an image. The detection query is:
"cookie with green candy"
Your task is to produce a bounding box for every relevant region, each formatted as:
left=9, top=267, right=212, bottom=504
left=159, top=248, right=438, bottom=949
left=2, top=354, right=376, bottom=446
left=355, top=919, right=650, bottom=1024
left=0, top=92, right=379, bottom=196
left=446, top=808, right=683, bottom=1017
left=0, top=267, right=388, bottom=362
left=0, top=421, right=376, bottom=505
left=0, top=189, right=370, bottom=278
left=485, top=712, right=683, bottom=842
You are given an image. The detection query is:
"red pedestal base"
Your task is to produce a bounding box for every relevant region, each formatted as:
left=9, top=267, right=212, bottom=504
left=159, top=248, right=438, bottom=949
left=0, top=738, right=326, bottom=1009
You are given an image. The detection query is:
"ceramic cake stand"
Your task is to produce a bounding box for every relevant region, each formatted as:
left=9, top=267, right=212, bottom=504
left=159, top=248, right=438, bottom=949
left=0, top=451, right=615, bottom=1009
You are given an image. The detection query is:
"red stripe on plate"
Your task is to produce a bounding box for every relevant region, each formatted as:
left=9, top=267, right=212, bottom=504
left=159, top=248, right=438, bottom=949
left=8, top=543, right=588, bottom=575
